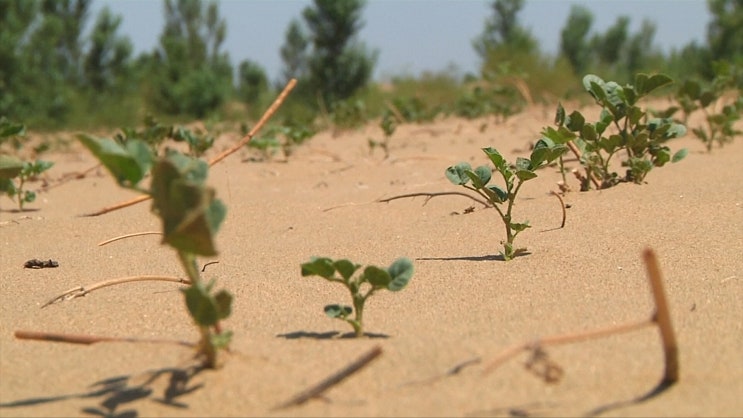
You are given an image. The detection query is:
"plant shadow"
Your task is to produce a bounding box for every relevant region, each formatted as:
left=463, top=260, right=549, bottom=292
left=277, top=330, right=389, bottom=339
left=0, top=363, right=205, bottom=417
left=417, top=251, right=531, bottom=262
left=582, top=379, right=676, bottom=417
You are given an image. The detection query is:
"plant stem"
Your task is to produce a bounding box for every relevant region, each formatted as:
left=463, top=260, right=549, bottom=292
left=178, top=251, right=218, bottom=368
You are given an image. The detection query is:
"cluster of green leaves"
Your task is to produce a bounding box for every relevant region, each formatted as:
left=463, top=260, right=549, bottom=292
left=245, top=122, right=315, bottom=160
left=77, top=133, right=230, bottom=368
left=300, top=257, right=414, bottom=337
left=446, top=140, right=566, bottom=260
left=454, top=68, right=524, bottom=120
left=549, top=74, right=687, bottom=189
left=330, top=99, right=368, bottom=131
left=667, top=62, right=742, bottom=152
left=114, top=116, right=216, bottom=157
left=0, top=118, right=54, bottom=211
left=368, top=111, right=397, bottom=158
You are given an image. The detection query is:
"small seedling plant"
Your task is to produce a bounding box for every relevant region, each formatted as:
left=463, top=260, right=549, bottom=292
left=0, top=119, right=54, bottom=211
left=368, top=111, right=397, bottom=158
left=300, top=257, right=414, bottom=337
left=668, top=63, right=742, bottom=152
left=115, top=115, right=216, bottom=157
left=553, top=73, right=687, bottom=189
left=77, top=133, right=232, bottom=368
left=446, top=140, right=566, bottom=260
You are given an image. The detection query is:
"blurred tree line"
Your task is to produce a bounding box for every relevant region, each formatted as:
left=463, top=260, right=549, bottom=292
left=0, top=0, right=740, bottom=129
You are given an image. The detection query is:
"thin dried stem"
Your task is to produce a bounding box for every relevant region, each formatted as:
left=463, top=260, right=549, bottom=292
left=14, top=330, right=194, bottom=347
left=43, top=275, right=190, bottom=308
left=82, top=79, right=298, bottom=217
left=378, top=192, right=490, bottom=208
left=98, top=231, right=162, bottom=246
left=274, top=345, right=383, bottom=410
left=482, top=318, right=653, bottom=375
left=643, top=248, right=679, bottom=384
left=566, top=141, right=601, bottom=189
left=483, top=248, right=679, bottom=386
left=550, top=190, right=566, bottom=228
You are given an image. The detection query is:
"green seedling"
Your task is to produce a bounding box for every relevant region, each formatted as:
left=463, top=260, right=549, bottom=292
left=556, top=73, right=687, bottom=189
left=0, top=159, right=54, bottom=211
left=300, top=257, right=414, bottom=337
left=668, top=63, right=742, bottom=152
left=369, top=111, right=396, bottom=158
left=77, top=133, right=231, bottom=368
left=446, top=140, right=566, bottom=260
left=115, top=115, right=216, bottom=157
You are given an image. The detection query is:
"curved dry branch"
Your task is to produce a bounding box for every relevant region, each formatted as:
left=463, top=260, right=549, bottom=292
left=14, top=330, right=195, bottom=347
left=378, top=192, right=490, bottom=208
left=483, top=248, right=679, bottom=387
left=98, top=231, right=162, bottom=246
left=82, top=78, right=298, bottom=217
left=550, top=191, right=566, bottom=228
left=43, top=275, right=190, bottom=308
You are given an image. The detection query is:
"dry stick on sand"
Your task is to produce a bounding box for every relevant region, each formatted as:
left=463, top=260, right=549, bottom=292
left=42, top=275, right=190, bottom=308
left=322, top=191, right=490, bottom=212
left=97, top=231, right=163, bottom=246
left=14, top=330, right=195, bottom=347
left=274, top=345, right=383, bottom=410
left=550, top=190, right=567, bottom=228
left=81, top=78, right=298, bottom=217
left=483, top=248, right=679, bottom=386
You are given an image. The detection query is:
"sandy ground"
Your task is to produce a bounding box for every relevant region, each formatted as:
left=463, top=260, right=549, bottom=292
left=1, top=103, right=742, bottom=417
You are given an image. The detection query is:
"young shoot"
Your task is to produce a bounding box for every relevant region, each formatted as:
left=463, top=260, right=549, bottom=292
left=300, top=257, right=414, bottom=337
left=446, top=140, right=566, bottom=260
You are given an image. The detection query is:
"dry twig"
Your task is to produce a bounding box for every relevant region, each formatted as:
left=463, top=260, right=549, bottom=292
left=42, top=275, right=190, bottom=308
left=483, top=248, right=679, bottom=386
left=274, top=345, right=383, bottom=410
left=550, top=190, right=566, bottom=228
left=14, top=330, right=194, bottom=347
left=98, top=231, right=162, bottom=246
left=82, top=78, right=298, bottom=217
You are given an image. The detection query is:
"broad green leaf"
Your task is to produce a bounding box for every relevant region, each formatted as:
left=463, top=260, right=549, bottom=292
left=510, top=221, right=531, bottom=232
left=473, top=165, right=492, bottom=186
left=324, top=304, right=352, bottom=319
left=150, top=154, right=225, bottom=256
left=482, top=147, right=507, bottom=171
left=214, top=289, right=233, bottom=320
left=464, top=168, right=488, bottom=189
left=515, top=169, right=538, bottom=181
left=565, top=111, right=585, bottom=132
left=77, top=134, right=152, bottom=187
left=484, top=185, right=508, bottom=204
left=671, top=148, right=688, bottom=163
left=364, top=265, right=391, bottom=288
left=301, top=257, right=336, bottom=279
left=678, top=80, right=701, bottom=100
left=445, top=162, right=472, bottom=185
left=182, top=282, right=219, bottom=326
left=0, top=119, right=25, bottom=138
left=635, top=73, right=673, bottom=96
left=387, top=258, right=414, bottom=291
left=583, top=74, right=605, bottom=98
left=581, top=124, right=598, bottom=142
left=0, top=155, right=24, bottom=179
left=211, top=330, right=233, bottom=349
left=333, top=259, right=359, bottom=281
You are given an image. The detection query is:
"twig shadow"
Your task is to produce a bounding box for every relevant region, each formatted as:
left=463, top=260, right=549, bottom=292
left=417, top=251, right=531, bottom=262
left=277, top=330, right=389, bottom=339
left=583, top=379, right=676, bottom=417
left=0, top=364, right=205, bottom=417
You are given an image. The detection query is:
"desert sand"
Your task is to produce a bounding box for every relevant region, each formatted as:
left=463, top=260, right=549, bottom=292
left=1, top=103, right=741, bottom=417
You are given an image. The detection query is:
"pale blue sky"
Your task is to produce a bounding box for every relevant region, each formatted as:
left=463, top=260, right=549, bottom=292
left=91, top=0, right=712, bottom=82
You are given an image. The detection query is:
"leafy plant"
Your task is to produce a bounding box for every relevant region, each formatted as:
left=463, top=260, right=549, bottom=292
left=300, top=257, right=414, bottom=337
left=77, top=133, right=231, bottom=368
left=0, top=118, right=54, bottom=211
left=115, top=115, right=216, bottom=157
left=670, top=63, right=742, bottom=152
left=446, top=140, right=566, bottom=260
left=368, top=111, right=396, bottom=158
left=552, top=73, right=687, bottom=189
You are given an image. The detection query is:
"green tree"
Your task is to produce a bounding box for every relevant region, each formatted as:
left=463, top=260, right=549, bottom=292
left=591, top=16, right=630, bottom=67
left=473, top=0, right=537, bottom=59
left=624, top=20, right=660, bottom=75
left=707, top=0, right=742, bottom=82
left=83, top=7, right=133, bottom=94
left=0, top=1, right=39, bottom=118
left=147, top=0, right=233, bottom=118
left=278, top=18, right=309, bottom=88
left=301, top=0, right=377, bottom=108
left=560, top=5, right=593, bottom=75
left=236, top=59, right=268, bottom=107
